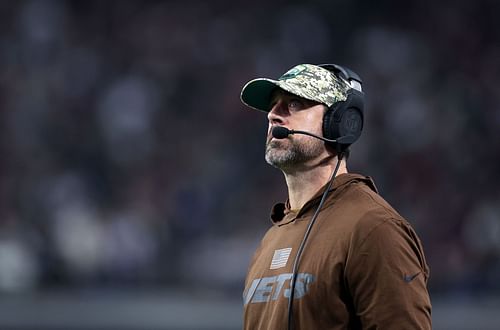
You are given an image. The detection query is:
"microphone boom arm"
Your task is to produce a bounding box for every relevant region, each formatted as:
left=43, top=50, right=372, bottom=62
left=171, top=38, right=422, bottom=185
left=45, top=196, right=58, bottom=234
left=271, top=126, right=356, bottom=145
left=288, top=129, right=338, bottom=143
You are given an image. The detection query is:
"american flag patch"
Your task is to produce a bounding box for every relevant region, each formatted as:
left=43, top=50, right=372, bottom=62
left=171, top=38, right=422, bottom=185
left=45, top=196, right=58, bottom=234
left=270, top=248, right=292, bottom=269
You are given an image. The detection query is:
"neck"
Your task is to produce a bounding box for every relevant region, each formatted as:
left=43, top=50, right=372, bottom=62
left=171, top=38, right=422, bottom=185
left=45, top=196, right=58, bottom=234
left=283, top=155, right=347, bottom=211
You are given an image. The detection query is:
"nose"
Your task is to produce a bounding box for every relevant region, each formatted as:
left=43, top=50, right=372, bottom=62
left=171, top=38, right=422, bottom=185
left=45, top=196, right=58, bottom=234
left=267, top=100, right=287, bottom=125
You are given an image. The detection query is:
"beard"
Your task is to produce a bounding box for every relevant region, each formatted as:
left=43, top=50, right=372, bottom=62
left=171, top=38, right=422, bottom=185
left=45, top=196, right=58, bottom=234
left=265, top=136, right=324, bottom=171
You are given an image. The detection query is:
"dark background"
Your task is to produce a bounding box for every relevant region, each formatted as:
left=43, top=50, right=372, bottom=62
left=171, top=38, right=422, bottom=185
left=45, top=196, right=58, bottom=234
left=0, top=0, right=499, bottom=328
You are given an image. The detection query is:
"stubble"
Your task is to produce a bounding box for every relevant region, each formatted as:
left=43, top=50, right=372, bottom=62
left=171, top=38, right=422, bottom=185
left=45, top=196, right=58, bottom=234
left=265, top=136, right=324, bottom=171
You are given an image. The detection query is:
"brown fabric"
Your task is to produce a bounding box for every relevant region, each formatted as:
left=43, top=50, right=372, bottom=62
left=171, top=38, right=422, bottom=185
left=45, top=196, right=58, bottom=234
left=243, top=173, right=431, bottom=330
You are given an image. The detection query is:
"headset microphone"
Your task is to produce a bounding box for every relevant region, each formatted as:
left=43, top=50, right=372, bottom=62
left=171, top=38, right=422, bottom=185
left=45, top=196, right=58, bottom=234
left=271, top=126, right=356, bottom=145
left=271, top=126, right=292, bottom=139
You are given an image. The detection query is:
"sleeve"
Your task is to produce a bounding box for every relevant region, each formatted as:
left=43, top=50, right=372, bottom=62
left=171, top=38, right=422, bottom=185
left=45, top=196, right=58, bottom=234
left=344, top=217, right=432, bottom=329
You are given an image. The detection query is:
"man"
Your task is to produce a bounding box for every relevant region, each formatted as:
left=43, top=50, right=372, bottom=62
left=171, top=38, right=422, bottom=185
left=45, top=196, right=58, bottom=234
left=240, top=63, right=431, bottom=329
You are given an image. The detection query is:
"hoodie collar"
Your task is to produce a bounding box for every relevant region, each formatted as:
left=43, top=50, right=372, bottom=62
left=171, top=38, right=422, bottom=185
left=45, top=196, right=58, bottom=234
left=270, top=173, right=378, bottom=225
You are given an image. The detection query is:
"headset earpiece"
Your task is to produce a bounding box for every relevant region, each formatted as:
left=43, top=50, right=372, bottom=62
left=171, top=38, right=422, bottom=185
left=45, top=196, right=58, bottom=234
left=318, top=64, right=365, bottom=151
left=322, top=89, right=364, bottom=147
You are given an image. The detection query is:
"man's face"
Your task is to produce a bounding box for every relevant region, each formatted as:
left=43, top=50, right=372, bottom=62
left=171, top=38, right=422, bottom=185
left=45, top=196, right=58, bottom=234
left=265, top=89, right=327, bottom=171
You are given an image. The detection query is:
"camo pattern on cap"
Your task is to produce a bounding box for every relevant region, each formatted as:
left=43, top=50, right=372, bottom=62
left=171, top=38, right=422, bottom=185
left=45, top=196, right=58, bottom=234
left=240, top=64, right=350, bottom=112
left=275, top=64, right=349, bottom=107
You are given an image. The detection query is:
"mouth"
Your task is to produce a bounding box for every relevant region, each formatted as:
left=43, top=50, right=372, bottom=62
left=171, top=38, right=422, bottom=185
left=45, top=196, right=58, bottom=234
left=267, top=133, right=281, bottom=143
left=266, top=136, right=287, bottom=148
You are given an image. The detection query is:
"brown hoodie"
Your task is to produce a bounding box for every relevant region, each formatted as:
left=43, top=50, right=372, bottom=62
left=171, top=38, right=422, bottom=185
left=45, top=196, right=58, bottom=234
left=243, top=173, right=431, bottom=329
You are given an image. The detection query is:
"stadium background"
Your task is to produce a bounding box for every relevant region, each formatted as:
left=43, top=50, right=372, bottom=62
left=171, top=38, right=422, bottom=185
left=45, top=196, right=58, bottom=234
left=0, top=0, right=499, bottom=329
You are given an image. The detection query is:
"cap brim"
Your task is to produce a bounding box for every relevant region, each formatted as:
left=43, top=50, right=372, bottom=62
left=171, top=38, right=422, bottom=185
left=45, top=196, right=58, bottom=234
left=240, top=78, right=280, bottom=112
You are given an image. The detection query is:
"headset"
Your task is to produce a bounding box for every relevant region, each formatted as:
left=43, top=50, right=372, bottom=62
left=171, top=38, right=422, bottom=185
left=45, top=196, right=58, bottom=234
left=286, top=64, right=365, bottom=330
left=318, top=64, right=365, bottom=152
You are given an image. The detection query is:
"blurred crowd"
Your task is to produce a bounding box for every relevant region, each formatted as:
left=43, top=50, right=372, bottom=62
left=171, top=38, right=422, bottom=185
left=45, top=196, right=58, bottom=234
left=0, top=0, right=499, bottom=298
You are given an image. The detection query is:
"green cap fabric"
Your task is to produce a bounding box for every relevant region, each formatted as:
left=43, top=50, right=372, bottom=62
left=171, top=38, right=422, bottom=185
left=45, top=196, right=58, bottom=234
left=240, top=64, right=350, bottom=112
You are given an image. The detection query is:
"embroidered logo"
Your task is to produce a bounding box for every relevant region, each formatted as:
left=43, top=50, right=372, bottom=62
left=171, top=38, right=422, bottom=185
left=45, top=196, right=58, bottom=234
left=270, top=248, right=292, bottom=270
left=279, top=65, right=307, bottom=80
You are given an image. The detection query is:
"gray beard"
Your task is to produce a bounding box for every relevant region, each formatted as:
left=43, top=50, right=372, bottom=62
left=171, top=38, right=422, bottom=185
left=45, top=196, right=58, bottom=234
left=265, top=138, right=324, bottom=171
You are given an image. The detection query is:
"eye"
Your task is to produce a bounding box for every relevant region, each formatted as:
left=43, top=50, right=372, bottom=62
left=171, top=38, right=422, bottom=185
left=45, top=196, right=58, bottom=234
left=288, top=99, right=303, bottom=110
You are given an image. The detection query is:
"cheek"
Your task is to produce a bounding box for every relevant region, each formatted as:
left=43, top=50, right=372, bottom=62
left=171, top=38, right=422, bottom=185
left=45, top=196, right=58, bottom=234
left=301, top=112, right=324, bottom=134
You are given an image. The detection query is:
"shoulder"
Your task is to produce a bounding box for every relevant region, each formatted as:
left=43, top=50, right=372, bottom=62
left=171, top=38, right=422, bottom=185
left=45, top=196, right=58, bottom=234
left=328, top=178, right=405, bottom=231
left=344, top=179, right=402, bottom=220
left=327, top=179, right=424, bottom=251
left=338, top=183, right=429, bottom=277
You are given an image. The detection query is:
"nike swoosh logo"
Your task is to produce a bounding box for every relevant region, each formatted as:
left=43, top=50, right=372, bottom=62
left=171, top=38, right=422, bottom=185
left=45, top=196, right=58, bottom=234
left=403, top=273, right=420, bottom=283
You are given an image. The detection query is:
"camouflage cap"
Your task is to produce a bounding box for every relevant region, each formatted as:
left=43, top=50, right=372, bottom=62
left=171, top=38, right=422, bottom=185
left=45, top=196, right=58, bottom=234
left=240, top=64, right=350, bottom=112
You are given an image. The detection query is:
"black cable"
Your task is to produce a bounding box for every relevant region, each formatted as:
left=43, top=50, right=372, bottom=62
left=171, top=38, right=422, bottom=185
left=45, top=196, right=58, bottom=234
left=287, top=153, right=344, bottom=330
